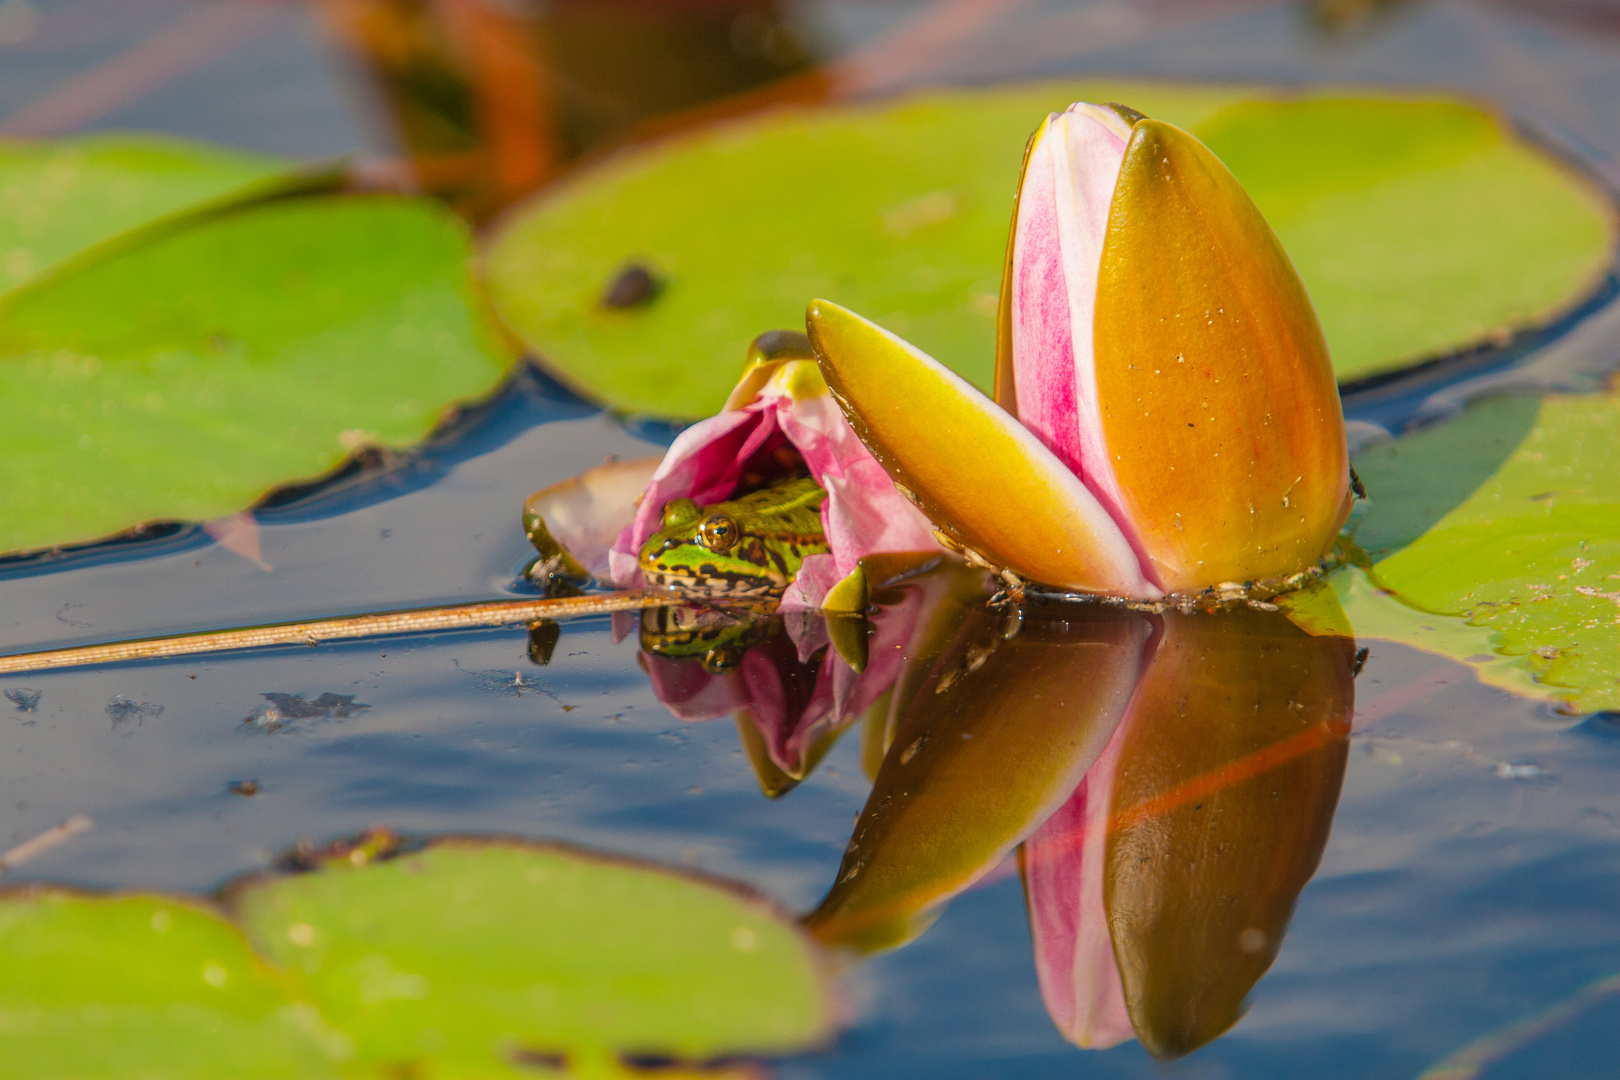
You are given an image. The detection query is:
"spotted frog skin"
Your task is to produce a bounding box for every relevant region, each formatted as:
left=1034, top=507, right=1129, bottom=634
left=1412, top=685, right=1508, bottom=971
left=638, top=476, right=829, bottom=601
left=639, top=604, right=776, bottom=672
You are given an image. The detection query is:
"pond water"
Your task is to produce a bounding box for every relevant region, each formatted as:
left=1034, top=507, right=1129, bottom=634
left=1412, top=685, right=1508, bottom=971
left=3, top=1, right=1620, bottom=1077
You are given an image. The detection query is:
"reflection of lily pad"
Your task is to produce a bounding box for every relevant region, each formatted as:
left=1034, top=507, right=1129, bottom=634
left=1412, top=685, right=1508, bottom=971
left=0, top=196, right=513, bottom=554
left=486, top=82, right=1613, bottom=419
left=230, top=838, right=834, bottom=1073
left=0, top=890, right=344, bottom=1079
left=1337, top=391, right=1620, bottom=712
left=0, top=135, right=296, bottom=298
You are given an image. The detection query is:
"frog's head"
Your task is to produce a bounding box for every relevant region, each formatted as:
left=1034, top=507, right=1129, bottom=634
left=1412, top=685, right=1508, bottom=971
left=638, top=496, right=785, bottom=599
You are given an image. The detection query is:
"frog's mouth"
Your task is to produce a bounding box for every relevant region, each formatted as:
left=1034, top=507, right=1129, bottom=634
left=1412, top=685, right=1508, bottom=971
left=643, top=564, right=790, bottom=601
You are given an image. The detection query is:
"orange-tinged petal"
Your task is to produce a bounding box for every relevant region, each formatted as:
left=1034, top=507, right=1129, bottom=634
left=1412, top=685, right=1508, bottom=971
left=806, top=299, right=1157, bottom=598
left=1094, top=119, right=1350, bottom=591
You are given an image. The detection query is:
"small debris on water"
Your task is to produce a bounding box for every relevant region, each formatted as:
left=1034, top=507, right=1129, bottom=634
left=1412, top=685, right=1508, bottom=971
left=228, top=780, right=260, bottom=796
left=4, top=687, right=41, bottom=712
left=106, top=696, right=163, bottom=727
left=600, top=262, right=663, bottom=308
left=461, top=665, right=572, bottom=709
left=244, top=692, right=368, bottom=733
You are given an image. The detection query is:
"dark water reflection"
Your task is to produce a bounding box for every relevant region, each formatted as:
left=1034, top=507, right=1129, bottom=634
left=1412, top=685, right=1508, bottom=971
left=634, top=574, right=1359, bottom=1060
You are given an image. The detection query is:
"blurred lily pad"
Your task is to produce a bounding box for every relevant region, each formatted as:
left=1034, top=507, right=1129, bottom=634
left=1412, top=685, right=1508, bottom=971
left=1, top=837, right=833, bottom=1077
left=486, top=82, right=1614, bottom=419
left=0, top=195, right=513, bottom=554
left=0, top=890, right=345, bottom=1079
left=0, top=134, right=309, bottom=299
left=1336, top=391, right=1620, bottom=712
left=1198, top=98, right=1613, bottom=382
left=229, top=837, right=834, bottom=1075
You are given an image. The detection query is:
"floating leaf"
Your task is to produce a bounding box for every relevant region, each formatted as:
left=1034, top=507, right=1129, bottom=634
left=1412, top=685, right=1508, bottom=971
left=0, top=134, right=300, bottom=298
left=486, top=83, right=1613, bottom=419
left=0, top=890, right=345, bottom=1079
left=1197, top=98, right=1613, bottom=381
left=0, top=195, right=513, bottom=554
left=229, top=837, right=834, bottom=1074
left=1337, top=391, right=1620, bottom=712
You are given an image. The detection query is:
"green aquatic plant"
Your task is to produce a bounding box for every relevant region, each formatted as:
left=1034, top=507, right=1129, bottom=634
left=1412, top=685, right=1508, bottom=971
left=0, top=833, right=837, bottom=1079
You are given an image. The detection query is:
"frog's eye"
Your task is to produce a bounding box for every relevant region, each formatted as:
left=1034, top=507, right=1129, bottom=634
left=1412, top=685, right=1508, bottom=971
left=661, top=497, right=702, bottom=531
left=698, top=514, right=740, bottom=552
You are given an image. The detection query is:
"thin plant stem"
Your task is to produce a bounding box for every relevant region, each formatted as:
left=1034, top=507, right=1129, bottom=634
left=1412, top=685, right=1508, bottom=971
left=0, top=591, right=674, bottom=676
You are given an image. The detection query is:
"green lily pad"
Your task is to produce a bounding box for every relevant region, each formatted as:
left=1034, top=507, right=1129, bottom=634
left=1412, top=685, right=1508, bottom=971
left=1335, top=390, right=1620, bottom=713
left=485, top=82, right=1614, bottom=419
left=0, top=195, right=513, bottom=554
left=1197, top=98, right=1613, bottom=382
left=0, top=889, right=346, bottom=1079
left=229, top=837, right=834, bottom=1074
left=0, top=134, right=305, bottom=299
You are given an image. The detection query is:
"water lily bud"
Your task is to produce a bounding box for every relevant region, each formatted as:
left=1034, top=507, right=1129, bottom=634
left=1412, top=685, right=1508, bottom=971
left=1004, top=101, right=1351, bottom=592
left=809, top=102, right=1352, bottom=598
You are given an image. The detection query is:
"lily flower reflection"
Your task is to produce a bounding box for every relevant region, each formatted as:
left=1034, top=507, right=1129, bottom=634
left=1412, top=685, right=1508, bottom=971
left=805, top=585, right=1356, bottom=1058
left=806, top=101, right=1350, bottom=599
left=635, top=565, right=988, bottom=797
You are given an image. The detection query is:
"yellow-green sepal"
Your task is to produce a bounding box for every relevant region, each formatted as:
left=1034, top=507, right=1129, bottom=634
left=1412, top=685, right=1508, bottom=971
left=805, top=299, right=1155, bottom=598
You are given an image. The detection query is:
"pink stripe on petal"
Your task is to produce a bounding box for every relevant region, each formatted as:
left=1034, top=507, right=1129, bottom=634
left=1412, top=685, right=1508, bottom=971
left=1010, top=105, right=1162, bottom=592
left=1012, top=130, right=1083, bottom=477
left=1050, top=106, right=1155, bottom=585
left=1024, top=716, right=1136, bottom=1050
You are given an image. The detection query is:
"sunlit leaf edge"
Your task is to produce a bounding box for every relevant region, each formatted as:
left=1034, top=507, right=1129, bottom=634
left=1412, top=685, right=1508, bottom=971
left=483, top=80, right=1617, bottom=421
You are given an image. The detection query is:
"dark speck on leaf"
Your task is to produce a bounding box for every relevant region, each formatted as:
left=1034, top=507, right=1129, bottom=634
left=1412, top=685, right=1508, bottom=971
left=600, top=262, right=662, bottom=309
left=5, top=688, right=41, bottom=712
left=509, top=1049, right=568, bottom=1070
left=1352, top=647, right=1370, bottom=677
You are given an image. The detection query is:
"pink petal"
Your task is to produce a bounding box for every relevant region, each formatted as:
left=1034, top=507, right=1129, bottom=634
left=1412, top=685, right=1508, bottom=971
left=611, top=363, right=943, bottom=602
left=1011, top=104, right=1159, bottom=590
left=203, top=512, right=271, bottom=572
left=527, top=455, right=661, bottom=580
left=638, top=651, right=751, bottom=722
left=1023, top=716, right=1137, bottom=1050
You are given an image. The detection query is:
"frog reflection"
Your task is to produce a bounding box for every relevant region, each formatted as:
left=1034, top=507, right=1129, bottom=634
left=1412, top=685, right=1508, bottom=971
left=805, top=588, right=1357, bottom=1059
left=634, top=565, right=986, bottom=797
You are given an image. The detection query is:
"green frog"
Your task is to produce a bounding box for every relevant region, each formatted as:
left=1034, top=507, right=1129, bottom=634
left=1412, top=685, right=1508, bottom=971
left=639, top=603, right=777, bottom=672
left=638, top=475, right=829, bottom=601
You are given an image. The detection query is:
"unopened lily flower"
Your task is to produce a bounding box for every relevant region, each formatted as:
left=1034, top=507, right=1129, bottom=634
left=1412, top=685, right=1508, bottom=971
left=808, top=101, right=1351, bottom=600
